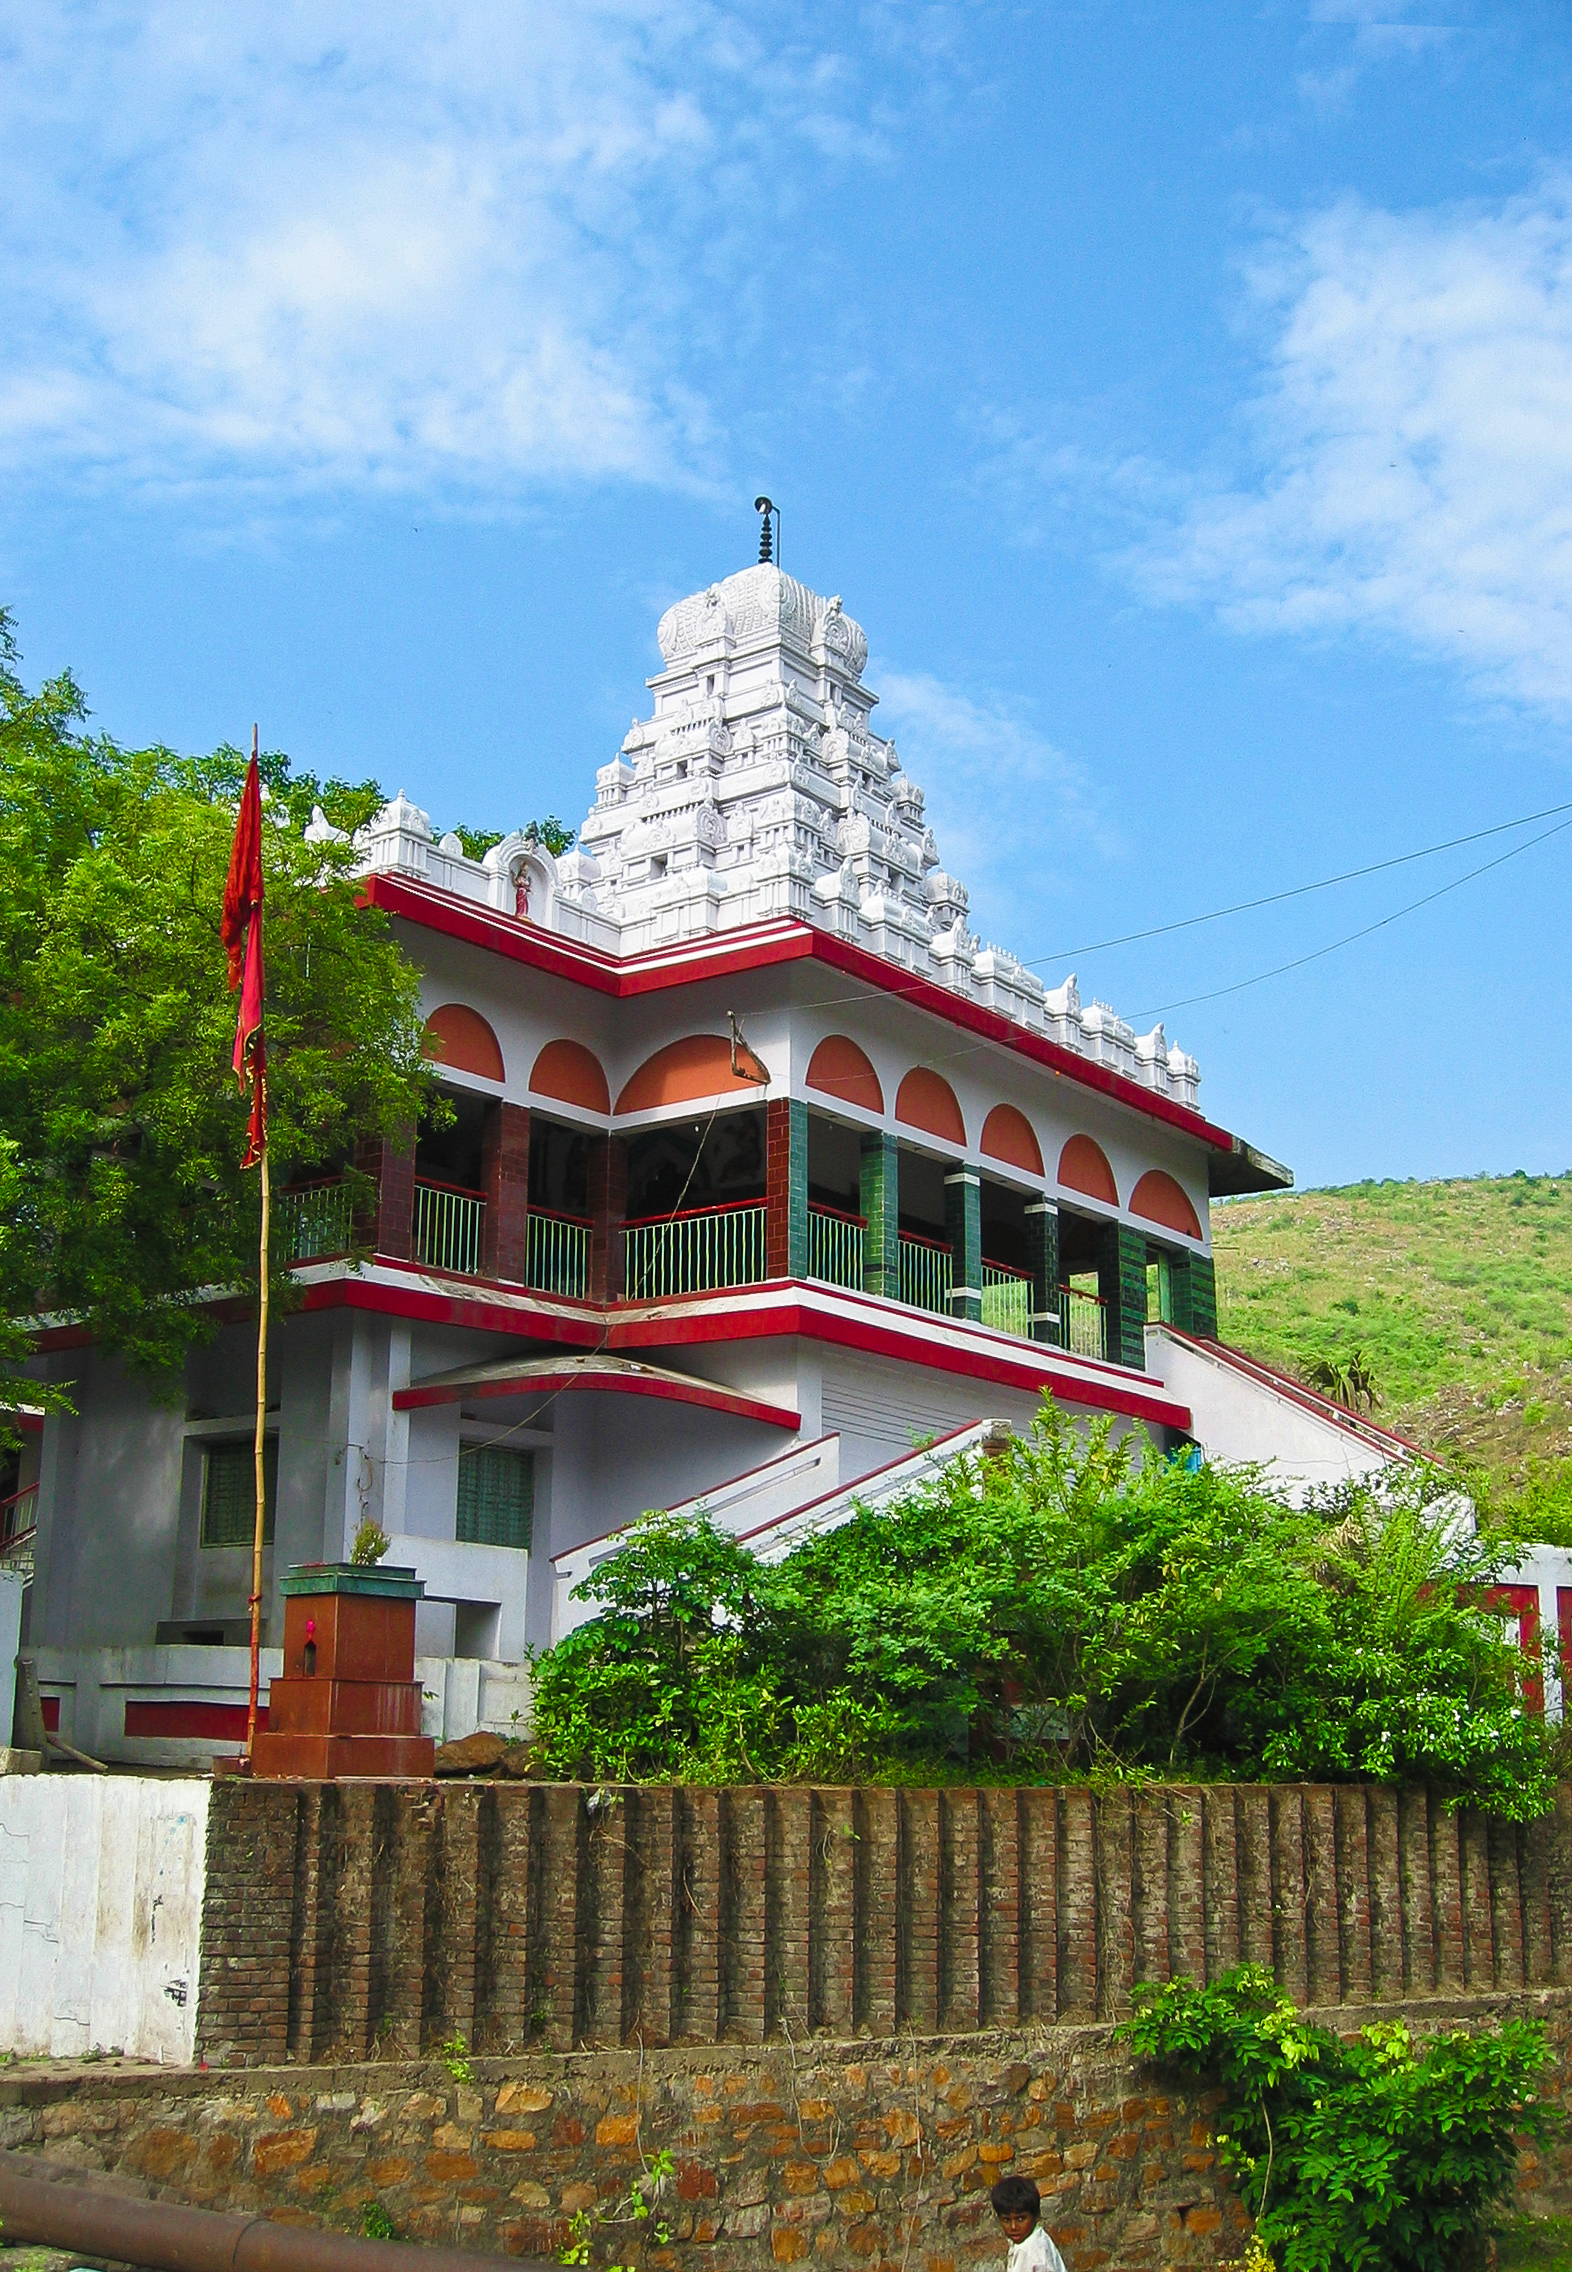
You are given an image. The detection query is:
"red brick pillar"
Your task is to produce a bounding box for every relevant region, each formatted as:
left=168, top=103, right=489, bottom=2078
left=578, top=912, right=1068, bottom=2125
left=481, top=1100, right=530, bottom=1282
left=586, top=1133, right=627, bottom=1302
left=765, top=1098, right=808, bottom=1280
left=354, top=1131, right=415, bottom=1260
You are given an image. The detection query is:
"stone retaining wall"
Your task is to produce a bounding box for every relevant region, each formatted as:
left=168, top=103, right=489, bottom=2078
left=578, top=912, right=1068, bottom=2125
left=195, top=1778, right=1572, bottom=2067
left=8, top=1992, right=1572, bottom=2271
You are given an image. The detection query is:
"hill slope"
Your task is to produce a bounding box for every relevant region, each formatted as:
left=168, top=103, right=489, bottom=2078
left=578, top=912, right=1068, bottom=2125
left=1209, top=1172, right=1572, bottom=1490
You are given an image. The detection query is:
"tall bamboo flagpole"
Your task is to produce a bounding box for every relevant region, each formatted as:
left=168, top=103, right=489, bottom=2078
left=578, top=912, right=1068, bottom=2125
left=247, top=1116, right=269, bottom=1761
left=222, top=722, right=270, bottom=1768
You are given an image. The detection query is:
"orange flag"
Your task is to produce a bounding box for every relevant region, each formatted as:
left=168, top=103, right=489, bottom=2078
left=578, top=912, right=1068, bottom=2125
left=222, top=750, right=266, bottom=1168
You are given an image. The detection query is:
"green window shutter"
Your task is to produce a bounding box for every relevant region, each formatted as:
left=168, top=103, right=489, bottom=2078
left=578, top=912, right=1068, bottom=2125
left=457, top=1447, right=534, bottom=1550
left=200, top=1438, right=277, bottom=1549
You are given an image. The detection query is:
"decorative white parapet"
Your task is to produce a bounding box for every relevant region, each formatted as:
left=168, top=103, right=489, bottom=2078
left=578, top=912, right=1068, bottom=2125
left=351, top=561, right=1203, bottom=1105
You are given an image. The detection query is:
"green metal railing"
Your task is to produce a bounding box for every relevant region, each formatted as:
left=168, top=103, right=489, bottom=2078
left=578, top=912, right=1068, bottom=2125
left=899, top=1231, right=953, bottom=1317
left=413, top=1178, right=486, bottom=1276
left=623, top=1201, right=767, bottom=1299
left=981, top=1261, right=1033, bottom=1339
left=1060, top=1286, right=1108, bottom=1360
left=808, top=1204, right=865, bottom=1291
left=527, top=1208, right=591, bottom=1298
left=277, top=1178, right=355, bottom=1262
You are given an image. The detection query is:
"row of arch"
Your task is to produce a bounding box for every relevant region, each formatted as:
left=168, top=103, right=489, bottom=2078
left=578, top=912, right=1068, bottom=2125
left=421, top=1009, right=1202, bottom=1240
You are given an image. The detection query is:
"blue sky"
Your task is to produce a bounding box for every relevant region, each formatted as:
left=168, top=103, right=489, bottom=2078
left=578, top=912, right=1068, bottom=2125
left=4, top=2, right=1572, bottom=1191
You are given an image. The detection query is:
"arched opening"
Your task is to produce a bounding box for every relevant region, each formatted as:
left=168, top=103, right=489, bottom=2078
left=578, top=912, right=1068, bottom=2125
left=1130, top=1169, right=1202, bottom=1241
left=616, top=1034, right=767, bottom=1115
left=530, top=1038, right=611, bottom=1116
left=894, top=1067, right=966, bottom=1148
left=1057, top=1134, right=1118, bottom=1207
left=806, top=1035, right=884, bottom=1115
left=422, top=1003, right=504, bottom=1083
left=980, top=1104, right=1044, bottom=1177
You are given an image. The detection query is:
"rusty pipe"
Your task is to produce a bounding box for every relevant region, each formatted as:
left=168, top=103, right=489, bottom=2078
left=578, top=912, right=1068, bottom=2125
left=0, top=2149, right=555, bottom=2272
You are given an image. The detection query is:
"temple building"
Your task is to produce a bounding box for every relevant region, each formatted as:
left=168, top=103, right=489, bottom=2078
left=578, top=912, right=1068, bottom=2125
left=19, top=552, right=1415, bottom=1768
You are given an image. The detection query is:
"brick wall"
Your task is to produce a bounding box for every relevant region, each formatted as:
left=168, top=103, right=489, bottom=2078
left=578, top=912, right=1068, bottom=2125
left=195, top=1780, right=1572, bottom=2069
left=354, top=1131, right=415, bottom=1259
left=766, top=1100, right=809, bottom=1281
left=481, top=1100, right=531, bottom=1281
left=10, top=1994, right=1572, bottom=2268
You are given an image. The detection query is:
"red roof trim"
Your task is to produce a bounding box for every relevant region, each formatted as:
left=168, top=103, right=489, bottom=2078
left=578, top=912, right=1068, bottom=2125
left=608, top=1286, right=1191, bottom=1430
left=298, top=1266, right=607, bottom=1346
left=366, top=875, right=1237, bottom=1153
left=394, top=1365, right=800, bottom=1432
left=296, top=1260, right=1191, bottom=1430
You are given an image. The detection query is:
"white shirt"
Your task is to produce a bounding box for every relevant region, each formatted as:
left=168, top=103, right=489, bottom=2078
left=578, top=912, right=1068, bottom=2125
left=1006, top=2227, right=1067, bottom=2272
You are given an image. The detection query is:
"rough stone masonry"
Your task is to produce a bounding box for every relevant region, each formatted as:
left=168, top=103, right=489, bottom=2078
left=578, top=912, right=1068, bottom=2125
left=6, top=1993, right=1572, bottom=2270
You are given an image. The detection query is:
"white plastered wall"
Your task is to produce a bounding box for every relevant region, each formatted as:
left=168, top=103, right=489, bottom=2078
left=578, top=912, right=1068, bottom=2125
left=0, top=1777, right=207, bottom=2061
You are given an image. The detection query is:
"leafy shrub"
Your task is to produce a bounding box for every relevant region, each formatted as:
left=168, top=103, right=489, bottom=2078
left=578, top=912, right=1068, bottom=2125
left=1122, top=1967, right=1555, bottom=2271
left=350, top=1519, right=390, bottom=1566
left=528, top=1400, right=1554, bottom=1810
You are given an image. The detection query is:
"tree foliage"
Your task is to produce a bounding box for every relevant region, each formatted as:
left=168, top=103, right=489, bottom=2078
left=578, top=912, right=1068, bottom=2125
left=0, top=612, right=435, bottom=1379
left=1123, top=1967, right=1554, bottom=2270
left=530, top=1401, right=1554, bottom=1815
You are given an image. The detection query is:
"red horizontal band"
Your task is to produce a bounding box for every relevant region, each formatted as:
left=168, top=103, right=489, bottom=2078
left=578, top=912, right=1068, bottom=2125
left=365, top=876, right=1243, bottom=1156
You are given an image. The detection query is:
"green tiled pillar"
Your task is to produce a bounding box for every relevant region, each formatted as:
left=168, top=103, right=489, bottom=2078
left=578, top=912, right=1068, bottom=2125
left=860, top=1132, right=900, bottom=1300
left=1096, top=1223, right=1150, bottom=1370
left=1026, top=1199, right=1060, bottom=1345
left=944, top=1167, right=982, bottom=1323
left=1189, top=1250, right=1218, bottom=1339
left=1164, top=1249, right=1194, bottom=1333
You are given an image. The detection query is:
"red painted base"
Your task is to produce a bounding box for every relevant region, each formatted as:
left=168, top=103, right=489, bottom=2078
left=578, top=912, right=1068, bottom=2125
left=247, top=1729, right=435, bottom=1779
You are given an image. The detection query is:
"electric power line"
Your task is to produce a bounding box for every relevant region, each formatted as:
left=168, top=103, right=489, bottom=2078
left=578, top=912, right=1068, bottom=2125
left=1135, top=810, right=1572, bottom=1021
left=1034, top=796, right=1572, bottom=969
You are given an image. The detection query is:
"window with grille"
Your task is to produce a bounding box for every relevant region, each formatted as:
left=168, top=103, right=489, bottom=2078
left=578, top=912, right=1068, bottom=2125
left=200, top=1438, right=278, bottom=1549
left=456, top=1446, right=533, bottom=1551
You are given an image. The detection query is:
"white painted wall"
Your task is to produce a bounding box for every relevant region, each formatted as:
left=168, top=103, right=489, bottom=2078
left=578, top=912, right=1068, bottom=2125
left=0, top=1777, right=207, bottom=2061
left=1144, top=1326, right=1404, bottom=1500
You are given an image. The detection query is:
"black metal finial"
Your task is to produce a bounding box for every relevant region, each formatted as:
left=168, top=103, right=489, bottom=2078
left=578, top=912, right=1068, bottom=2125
left=754, top=496, right=777, bottom=566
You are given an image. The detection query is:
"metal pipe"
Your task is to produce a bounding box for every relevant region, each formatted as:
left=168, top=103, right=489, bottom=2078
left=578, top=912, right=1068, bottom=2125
left=0, top=2149, right=554, bottom=2272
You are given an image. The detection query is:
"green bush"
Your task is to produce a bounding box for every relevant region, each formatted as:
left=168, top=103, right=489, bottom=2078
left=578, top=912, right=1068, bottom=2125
left=1122, top=1967, right=1555, bottom=2271
left=528, top=1400, right=1554, bottom=1812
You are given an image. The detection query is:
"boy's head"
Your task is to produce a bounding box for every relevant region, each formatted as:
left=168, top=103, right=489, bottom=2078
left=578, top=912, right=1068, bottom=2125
left=990, top=2176, right=1040, bottom=2243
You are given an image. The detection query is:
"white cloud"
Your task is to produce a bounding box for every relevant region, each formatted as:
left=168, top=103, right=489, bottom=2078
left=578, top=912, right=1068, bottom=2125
left=1298, top=1, right=1456, bottom=106
left=1119, top=179, right=1572, bottom=715
left=0, top=2, right=900, bottom=503
left=874, top=668, right=1109, bottom=942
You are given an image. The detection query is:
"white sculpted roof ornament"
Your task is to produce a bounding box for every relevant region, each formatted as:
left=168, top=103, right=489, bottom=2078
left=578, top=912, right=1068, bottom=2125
left=356, top=561, right=1200, bottom=1110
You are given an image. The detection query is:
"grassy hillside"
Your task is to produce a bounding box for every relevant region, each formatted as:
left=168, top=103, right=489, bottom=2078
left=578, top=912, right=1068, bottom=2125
left=1210, top=1172, right=1572, bottom=1494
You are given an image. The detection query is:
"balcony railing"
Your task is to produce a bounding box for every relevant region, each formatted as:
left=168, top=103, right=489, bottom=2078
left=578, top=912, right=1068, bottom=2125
left=0, top=1481, right=37, bottom=1554
left=414, top=1178, right=486, bottom=1277
left=277, top=1178, right=355, bottom=1263
left=624, top=1201, right=767, bottom=1300
left=981, top=1261, right=1033, bottom=1339
left=808, top=1203, right=865, bottom=1291
left=1060, top=1286, right=1108, bottom=1360
left=899, top=1231, right=954, bottom=1317
left=527, top=1208, right=591, bottom=1298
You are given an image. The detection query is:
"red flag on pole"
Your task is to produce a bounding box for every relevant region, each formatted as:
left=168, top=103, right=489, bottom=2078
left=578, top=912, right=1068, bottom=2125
left=222, top=738, right=266, bottom=1168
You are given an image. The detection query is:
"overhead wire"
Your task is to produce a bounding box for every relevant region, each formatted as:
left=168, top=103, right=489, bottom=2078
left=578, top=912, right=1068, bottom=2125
left=727, top=791, right=1572, bottom=1064
left=1135, top=809, right=1572, bottom=1021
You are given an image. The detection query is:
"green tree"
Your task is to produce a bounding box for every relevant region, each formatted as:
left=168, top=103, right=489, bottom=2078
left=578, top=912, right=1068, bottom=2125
left=0, top=612, right=436, bottom=1377
left=530, top=1401, right=1554, bottom=1815
left=1124, top=1967, right=1555, bottom=2270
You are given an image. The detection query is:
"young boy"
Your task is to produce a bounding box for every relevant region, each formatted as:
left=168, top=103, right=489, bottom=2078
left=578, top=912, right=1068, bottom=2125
left=990, top=2175, right=1068, bottom=2272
